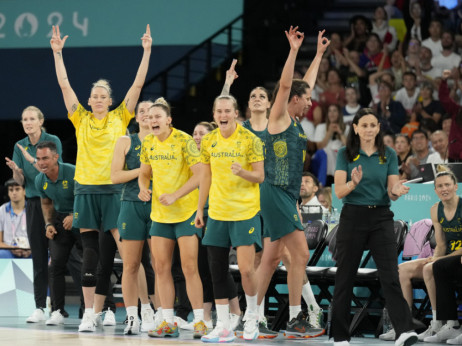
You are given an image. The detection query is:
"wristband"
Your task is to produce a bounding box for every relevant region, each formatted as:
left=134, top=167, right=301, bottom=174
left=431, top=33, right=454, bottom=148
left=33, top=158, right=37, bottom=165
left=45, top=223, right=53, bottom=230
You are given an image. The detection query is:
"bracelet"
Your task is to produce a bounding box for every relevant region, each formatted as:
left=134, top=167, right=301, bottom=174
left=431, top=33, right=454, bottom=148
left=45, top=223, right=53, bottom=230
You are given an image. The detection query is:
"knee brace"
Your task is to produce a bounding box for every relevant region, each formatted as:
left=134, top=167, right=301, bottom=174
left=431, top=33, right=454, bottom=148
left=208, top=246, right=230, bottom=300
left=80, top=231, right=99, bottom=287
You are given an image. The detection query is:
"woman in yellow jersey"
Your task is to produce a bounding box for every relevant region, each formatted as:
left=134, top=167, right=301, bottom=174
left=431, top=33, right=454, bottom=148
left=111, top=101, right=158, bottom=335
left=50, top=25, right=151, bottom=332
left=138, top=99, right=205, bottom=339
left=195, top=95, right=264, bottom=343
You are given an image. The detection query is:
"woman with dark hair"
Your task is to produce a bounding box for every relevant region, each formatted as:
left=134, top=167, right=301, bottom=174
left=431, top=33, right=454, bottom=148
left=331, top=108, right=418, bottom=346
left=394, top=134, right=412, bottom=178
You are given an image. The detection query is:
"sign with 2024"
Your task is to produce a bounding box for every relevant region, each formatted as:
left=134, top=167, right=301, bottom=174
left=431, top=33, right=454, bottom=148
left=0, top=0, right=242, bottom=48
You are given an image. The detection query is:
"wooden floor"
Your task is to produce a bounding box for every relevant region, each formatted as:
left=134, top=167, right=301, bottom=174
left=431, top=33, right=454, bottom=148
left=0, top=316, right=446, bottom=346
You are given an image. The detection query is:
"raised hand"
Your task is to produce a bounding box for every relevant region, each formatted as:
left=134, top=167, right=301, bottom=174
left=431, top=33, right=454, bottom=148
left=285, top=26, right=304, bottom=51
left=225, top=59, right=239, bottom=85
left=17, top=144, right=35, bottom=164
left=141, top=24, right=152, bottom=51
left=50, top=26, right=68, bottom=52
left=5, top=157, right=19, bottom=171
left=442, top=69, right=452, bottom=80
left=391, top=179, right=410, bottom=197
left=317, top=30, right=330, bottom=55
left=351, top=165, right=363, bottom=186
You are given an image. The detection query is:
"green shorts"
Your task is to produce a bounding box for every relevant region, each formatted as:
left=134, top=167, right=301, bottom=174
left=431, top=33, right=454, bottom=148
left=118, top=201, right=151, bottom=240
left=260, top=182, right=303, bottom=241
left=202, top=213, right=262, bottom=250
left=73, top=193, right=121, bottom=232
left=150, top=212, right=201, bottom=240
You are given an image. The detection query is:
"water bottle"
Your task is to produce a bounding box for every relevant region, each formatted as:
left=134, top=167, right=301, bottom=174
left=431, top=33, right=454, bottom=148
left=382, top=307, right=392, bottom=334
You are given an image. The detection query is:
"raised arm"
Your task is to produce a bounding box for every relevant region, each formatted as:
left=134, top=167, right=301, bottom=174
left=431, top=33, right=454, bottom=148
left=221, top=59, right=238, bottom=96
left=50, top=26, right=79, bottom=114
left=111, top=136, right=140, bottom=184
left=303, top=30, right=330, bottom=90
left=123, top=24, right=152, bottom=113
left=268, top=26, right=304, bottom=132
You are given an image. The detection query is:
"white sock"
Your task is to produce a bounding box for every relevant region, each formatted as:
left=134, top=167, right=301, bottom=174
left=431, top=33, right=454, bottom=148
left=193, top=308, right=204, bottom=322
left=289, top=305, right=301, bottom=320
left=258, top=300, right=265, bottom=321
left=245, top=294, right=258, bottom=315
left=156, top=307, right=163, bottom=318
left=141, top=303, right=152, bottom=311
left=85, top=308, right=93, bottom=315
left=302, top=282, right=319, bottom=310
left=216, top=304, right=230, bottom=328
left=447, top=320, right=460, bottom=328
left=126, top=306, right=138, bottom=317
left=163, top=308, right=174, bottom=324
left=432, top=310, right=438, bottom=322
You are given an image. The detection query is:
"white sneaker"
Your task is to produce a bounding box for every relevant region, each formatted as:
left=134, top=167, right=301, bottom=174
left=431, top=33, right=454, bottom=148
left=103, top=309, right=116, bottom=326
left=395, top=331, right=418, bottom=346
left=124, top=315, right=140, bottom=335
left=26, top=308, right=46, bottom=323
left=379, top=328, right=396, bottom=341
left=79, top=311, right=97, bottom=332
left=308, top=306, right=324, bottom=329
left=140, top=308, right=155, bottom=332
left=46, top=310, right=64, bottom=326
left=447, top=332, right=462, bottom=345
left=418, top=320, right=443, bottom=341
left=201, top=321, right=235, bottom=343
left=174, top=316, right=188, bottom=329
left=333, top=342, right=350, bottom=346
left=423, top=323, right=461, bottom=343
left=204, top=319, right=213, bottom=330
left=229, top=313, right=240, bottom=331
left=180, top=320, right=194, bottom=331
left=243, top=314, right=259, bottom=341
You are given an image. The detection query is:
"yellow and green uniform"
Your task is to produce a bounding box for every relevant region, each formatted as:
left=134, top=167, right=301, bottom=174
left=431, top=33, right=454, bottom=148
left=260, top=119, right=307, bottom=240
left=118, top=133, right=151, bottom=240
left=437, top=197, right=462, bottom=255
left=69, top=101, right=133, bottom=193
left=140, top=127, right=200, bottom=223
left=200, top=124, right=264, bottom=248
left=69, top=102, right=133, bottom=230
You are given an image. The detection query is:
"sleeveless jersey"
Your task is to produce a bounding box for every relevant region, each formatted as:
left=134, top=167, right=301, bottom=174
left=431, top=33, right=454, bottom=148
left=121, top=134, right=143, bottom=201
left=264, top=119, right=307, bottom=200
left=438, top=197, right=462, bottom=255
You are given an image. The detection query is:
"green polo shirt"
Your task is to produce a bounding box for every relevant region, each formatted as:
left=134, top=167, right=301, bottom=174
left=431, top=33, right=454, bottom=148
left=35, top=162, right=75, bottom=214
left=336, top=146, right=399, bottom=206
left=13, top=131, right=63, bottom=198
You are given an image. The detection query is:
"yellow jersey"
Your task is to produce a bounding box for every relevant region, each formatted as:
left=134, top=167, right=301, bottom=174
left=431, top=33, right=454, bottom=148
left=140, top=127, right=200, bottom=223
left=69, top=102, right=134, bottom=185
left=201, top=123, right=264, bottom=221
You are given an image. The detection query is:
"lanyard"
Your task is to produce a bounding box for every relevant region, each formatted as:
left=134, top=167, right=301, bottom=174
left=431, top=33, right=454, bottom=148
left=8, top=203, right=26, bottom=241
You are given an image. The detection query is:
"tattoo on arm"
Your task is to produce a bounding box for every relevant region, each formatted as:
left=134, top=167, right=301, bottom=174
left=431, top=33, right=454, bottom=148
left=56, top=52, right=62, bottom=59
left=71, top=104, right=77, bottom=113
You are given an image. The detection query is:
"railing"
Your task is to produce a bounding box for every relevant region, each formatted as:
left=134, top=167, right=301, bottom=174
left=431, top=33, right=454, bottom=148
left=143, top=15, right=243, bottom=101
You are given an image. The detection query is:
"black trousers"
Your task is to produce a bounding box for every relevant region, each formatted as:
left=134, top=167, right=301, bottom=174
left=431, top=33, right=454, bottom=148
left=48, top=212, right=82, bottom=312
left=331, top=204, right=414, bottom=342
left=26, top=197, right=48, bottom=309
left=433, top=255, right=462, bottom=321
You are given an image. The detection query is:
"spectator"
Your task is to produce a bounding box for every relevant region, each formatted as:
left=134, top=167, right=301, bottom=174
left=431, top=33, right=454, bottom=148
left=317, top=187, right=333, bottom=213
left=394, top=71, right=420, bottom=114
left=427, top=130, right=449, bottom=164
left=345, top=15, right=372, bottom=52
left=390, top=49, right=407, bottom=89
left=403, top=0, right=431, bottom=42
left=319, top=68, right=346, bottom=109
left=384, top=132, right=396, bottom=149
left=402, top=130, right=431, bottom=178
left=312, top=57, right=330, bottom=100
left=441, top=113, right=452, bottom=136
left=314, top=104, right=349, bottom=186
left=376, top=80, right=407, bottom=133
left=359, top=33, right=391, bottom=74
left=339, top=49, right=369, bottom=106
left=432, top=30, right=462, bottom=71
left=395, top=133, right=413, bottom=177
left=438, top=70, right=462, bottom=161
left=0, top=179, right=30, bottom=259
left=299, top=172, right=327, bottom=212
left=405, top=38, right=422, bottom=69
left=325, top=32, right=345, bottom=69
left=412, top=81, right=444, bottom=127
left=369, top=70, right=396, bottom=105
left=342, top=86, right=361, bottom=125
left=422, top=19, right=443, bottom=58
left=415, top=46, right=443, bottom=83
left=372, top=6, right=399, bottom=51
